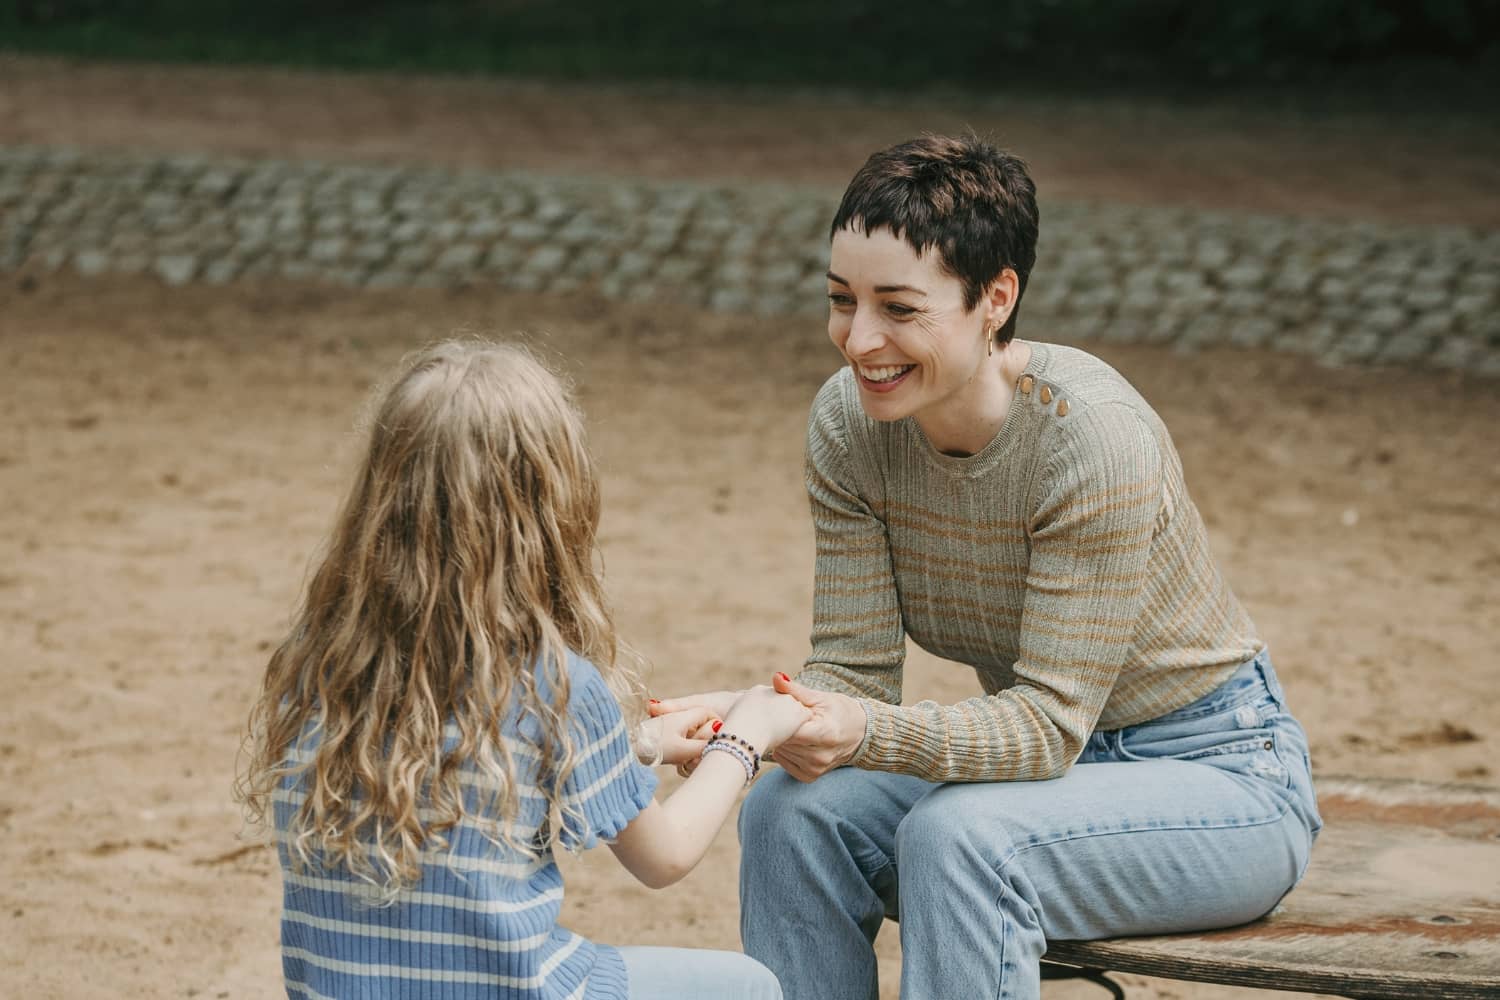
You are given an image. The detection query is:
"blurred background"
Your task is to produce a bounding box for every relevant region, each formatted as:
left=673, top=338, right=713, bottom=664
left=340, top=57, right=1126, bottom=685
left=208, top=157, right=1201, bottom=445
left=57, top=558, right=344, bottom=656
left=4, top=0, right=1499, bottom=101
left=1, top=4, right=1497, bottom=999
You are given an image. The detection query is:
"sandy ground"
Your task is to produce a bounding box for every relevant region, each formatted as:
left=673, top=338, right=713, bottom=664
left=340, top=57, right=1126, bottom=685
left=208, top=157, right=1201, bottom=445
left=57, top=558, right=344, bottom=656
left=1, top=57, right=1499, bottom=1000
left=1, top=273, right=1496, bottom=999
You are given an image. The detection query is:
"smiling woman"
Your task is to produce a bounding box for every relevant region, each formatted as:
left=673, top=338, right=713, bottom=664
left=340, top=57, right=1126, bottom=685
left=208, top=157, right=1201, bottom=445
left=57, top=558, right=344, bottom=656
left=825, top=227, right=1027, bottom=456
left=655, top=134, right=1324, bottom=1000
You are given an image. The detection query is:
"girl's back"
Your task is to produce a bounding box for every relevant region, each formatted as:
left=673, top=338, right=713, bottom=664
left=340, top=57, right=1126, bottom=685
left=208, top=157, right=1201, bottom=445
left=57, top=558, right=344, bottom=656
left=275, top=650, right=654, bottom=999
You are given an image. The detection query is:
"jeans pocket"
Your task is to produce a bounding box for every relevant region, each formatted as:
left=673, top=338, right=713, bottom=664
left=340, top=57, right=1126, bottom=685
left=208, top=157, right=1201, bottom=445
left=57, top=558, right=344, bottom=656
left=1116, top=727, right=1274, bottom=764
left=1115, top=698, right=1294, bottom=791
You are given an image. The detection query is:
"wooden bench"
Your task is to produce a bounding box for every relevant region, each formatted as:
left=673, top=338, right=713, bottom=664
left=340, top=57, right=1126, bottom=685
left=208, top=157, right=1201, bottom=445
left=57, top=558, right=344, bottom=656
left=1041, top=776, right=1500, bottom=999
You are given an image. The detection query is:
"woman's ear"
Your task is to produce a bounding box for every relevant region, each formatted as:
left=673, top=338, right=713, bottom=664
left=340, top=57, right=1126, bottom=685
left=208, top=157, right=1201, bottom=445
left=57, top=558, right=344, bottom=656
left=984, top=268, right=1020, bottom=331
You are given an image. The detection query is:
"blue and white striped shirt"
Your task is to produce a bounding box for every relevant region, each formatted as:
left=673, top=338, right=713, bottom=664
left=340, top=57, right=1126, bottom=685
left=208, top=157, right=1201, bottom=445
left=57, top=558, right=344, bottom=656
left=273, top=653, right=658, bottom=999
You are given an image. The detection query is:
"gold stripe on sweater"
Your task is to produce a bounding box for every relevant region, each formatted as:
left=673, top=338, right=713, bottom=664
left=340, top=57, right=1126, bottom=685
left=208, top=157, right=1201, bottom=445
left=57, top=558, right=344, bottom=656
left=813, top=607, right=898, bottom=630
left=884, top=500, right=1026, bottom=532
left=1041, top=479, right=1159, bottom=520
left=821, top=569, right=897, bottom=586
left=815, top=536, right=888, bottom=558
left=885, top=515, right=1028, bottom=546
left=824, top=579, right=904, bottom=599
left=901, top=591, right=1137, bottom=630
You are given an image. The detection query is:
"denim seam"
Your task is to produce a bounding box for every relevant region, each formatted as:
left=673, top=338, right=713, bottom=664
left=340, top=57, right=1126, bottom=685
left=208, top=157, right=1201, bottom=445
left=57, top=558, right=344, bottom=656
left=991, top=874, right=1012, bottom=1000
left=1011, top=798, right=1293, bottom=852
left=991, top=847, right=1025, bottom=1000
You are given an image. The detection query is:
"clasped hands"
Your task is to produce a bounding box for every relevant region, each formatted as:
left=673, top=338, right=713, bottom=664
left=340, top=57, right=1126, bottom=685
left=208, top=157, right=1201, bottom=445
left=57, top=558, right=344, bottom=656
left=644, top=673, right=867, bottom=782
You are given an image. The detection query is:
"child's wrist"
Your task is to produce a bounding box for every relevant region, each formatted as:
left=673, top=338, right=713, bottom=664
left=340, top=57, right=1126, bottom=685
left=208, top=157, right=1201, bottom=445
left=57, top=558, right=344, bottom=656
left=719, top=714, right=771, bottom=752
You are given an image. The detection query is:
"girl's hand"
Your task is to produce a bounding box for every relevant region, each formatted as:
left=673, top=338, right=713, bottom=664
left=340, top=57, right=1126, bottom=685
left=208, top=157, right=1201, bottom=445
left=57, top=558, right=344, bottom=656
left=649, top=689, right=742, bottom=720
left=639, top=707, right=718, bottom=767
left=766, top=672, right=867, bottom=783
left=722, top=684, right=813, bottom=755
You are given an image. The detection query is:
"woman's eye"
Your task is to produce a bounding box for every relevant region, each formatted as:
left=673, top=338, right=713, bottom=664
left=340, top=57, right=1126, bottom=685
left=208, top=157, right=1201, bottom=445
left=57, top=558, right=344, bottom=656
left=827, top=293, right=855, bottom=307
left=885, top=303, right=916, bottom=317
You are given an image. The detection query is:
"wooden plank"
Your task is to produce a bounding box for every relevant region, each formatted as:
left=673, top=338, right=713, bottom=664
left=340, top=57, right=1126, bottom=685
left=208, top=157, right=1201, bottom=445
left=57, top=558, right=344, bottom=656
left=1045, top=776, right=1500, bottom=999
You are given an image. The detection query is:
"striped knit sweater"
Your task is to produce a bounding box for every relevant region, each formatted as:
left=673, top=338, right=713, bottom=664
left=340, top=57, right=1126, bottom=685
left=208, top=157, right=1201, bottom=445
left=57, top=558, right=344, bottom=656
left=799, top=341, right=1261, bottom=782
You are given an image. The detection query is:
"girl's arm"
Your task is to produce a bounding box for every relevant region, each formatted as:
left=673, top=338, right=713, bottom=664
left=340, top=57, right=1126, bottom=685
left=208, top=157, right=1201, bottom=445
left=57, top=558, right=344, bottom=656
left=608, top=687, right=808, bottom=889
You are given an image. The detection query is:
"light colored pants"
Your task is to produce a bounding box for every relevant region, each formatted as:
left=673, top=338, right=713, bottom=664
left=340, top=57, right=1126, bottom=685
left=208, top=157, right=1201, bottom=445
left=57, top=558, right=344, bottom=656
left=738, top=651, right=1322, bottom=1000
left=619, top=945, right=782, bottom=999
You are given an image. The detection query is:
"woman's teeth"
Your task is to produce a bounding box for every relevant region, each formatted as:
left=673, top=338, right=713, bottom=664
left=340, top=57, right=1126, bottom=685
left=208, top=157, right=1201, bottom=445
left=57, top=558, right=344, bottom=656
left=860, top=364, right=914, bottom=383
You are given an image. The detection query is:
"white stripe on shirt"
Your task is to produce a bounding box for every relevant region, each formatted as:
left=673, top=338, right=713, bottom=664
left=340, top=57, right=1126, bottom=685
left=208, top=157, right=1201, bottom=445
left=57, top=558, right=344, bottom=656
left=284, top=910, right=550, bottom=953
left=282, top=870, right=563, bottom=915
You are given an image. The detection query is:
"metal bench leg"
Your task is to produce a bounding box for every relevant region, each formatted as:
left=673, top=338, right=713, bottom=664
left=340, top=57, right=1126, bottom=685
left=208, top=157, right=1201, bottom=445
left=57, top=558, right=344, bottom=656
left=1041, top=960, right=1127, bottom=999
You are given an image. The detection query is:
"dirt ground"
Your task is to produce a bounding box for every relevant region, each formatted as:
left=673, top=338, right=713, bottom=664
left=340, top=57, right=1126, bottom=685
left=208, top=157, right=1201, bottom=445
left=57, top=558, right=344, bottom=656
left=1, top=58, right=1498, bottom=1000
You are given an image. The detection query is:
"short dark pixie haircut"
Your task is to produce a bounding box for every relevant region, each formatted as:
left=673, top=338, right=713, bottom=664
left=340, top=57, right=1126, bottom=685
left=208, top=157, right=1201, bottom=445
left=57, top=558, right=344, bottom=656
left=830, top=133, right=1039, bottom=344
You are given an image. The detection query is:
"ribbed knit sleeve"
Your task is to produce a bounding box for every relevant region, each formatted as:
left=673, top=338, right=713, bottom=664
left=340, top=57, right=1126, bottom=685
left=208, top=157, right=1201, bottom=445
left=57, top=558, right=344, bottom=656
left=557, top=655, right=659, bottom=850
left=855, top=403, right=1163, bottom=781
left=799, top=375, right=906, bottom=704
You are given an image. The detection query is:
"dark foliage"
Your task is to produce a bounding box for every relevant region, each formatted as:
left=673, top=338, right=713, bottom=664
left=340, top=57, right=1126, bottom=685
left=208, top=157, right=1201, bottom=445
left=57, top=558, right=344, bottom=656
left=3, top=0, right=1498, bottom=98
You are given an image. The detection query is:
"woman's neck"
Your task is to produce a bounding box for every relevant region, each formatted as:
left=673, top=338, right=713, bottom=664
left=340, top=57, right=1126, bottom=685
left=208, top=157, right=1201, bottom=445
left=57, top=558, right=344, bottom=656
left=917, top=340, right=1033, bottom=458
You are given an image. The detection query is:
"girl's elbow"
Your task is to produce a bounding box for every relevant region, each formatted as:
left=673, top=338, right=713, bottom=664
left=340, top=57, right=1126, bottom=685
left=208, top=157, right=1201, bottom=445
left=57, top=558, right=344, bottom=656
left=617, top=840, right=695, bottom=889
left=635, top=856, right=690, bottom=890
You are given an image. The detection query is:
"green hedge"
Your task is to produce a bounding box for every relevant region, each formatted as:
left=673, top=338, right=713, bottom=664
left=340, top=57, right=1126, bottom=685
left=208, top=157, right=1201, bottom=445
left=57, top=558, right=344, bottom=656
left=4, top=0, right=1498, bottom=93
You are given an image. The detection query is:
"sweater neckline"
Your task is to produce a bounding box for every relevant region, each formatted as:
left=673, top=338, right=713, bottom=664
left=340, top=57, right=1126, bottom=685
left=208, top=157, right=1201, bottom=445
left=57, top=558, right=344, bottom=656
left=910, top=340, right=1052, bottom=476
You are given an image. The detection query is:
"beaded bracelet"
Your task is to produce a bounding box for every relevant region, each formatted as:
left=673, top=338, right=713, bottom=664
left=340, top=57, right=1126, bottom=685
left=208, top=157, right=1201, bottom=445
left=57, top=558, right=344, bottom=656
left=703, top=731, right=762, bottom=780
left=701, top=740, right=757, bottom=786
left=712, top=731, right=762, bottom=770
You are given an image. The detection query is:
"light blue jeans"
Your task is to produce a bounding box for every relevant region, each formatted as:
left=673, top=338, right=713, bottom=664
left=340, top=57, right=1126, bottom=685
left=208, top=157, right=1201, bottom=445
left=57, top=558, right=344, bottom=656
left=619, top=945, right=783, bottom=999
left=738, top=651, right=1321, bottom=1000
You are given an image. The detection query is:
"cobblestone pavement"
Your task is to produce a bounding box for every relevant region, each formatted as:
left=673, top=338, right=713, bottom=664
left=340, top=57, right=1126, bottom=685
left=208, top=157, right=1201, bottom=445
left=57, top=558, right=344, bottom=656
left=3, top=144, right=1497, bottom=375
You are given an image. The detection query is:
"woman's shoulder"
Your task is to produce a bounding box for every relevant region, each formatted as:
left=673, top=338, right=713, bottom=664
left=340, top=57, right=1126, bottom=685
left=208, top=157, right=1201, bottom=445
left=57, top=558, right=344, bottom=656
left=1030, top=341, right=1162, bottom=425
left=1022, top=342, right=1174, bottom=472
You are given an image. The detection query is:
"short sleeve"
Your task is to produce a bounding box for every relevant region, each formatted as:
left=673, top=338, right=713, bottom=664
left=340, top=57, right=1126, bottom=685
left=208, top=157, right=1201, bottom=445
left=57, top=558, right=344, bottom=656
left=556, top=654, right=659, bottom=850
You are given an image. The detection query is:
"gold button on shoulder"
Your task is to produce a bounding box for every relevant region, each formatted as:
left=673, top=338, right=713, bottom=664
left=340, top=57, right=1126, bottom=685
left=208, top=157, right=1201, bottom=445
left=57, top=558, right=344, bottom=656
left=1039, top=384, right=1053, bottom=404
left=1056, top=399, right=1070, bottom=417
left=1018, top=374, right=1034, bottom=394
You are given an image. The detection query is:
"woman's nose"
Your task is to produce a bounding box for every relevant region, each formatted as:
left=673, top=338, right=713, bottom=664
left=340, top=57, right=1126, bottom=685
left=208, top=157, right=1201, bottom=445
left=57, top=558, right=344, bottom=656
left=845, top=308, right=886, bottom=355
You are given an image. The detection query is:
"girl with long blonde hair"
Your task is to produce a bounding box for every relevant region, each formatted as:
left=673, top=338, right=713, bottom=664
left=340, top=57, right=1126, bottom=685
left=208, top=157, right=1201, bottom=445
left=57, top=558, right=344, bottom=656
left=239, top=340, right=804, bottom=999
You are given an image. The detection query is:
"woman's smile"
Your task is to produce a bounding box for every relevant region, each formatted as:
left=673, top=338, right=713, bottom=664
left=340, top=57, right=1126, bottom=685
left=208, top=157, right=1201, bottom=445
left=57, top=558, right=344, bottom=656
left=856, top=362, right=916, bottom=390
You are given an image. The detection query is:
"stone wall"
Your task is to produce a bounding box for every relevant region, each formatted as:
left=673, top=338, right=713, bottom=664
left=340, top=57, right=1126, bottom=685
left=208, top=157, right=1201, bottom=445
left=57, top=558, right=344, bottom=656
left=3, top=145, right=1496, bottom=375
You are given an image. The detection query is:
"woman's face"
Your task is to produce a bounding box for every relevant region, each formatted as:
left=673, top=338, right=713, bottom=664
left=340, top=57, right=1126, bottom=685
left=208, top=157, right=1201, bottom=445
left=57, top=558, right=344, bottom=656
left=826, top=226, right=995, bottom=426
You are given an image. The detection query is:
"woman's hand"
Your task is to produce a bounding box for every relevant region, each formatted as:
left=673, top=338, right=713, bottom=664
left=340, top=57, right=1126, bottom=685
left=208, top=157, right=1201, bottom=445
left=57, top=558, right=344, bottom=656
left=649, top=689, right=742, bottom=720
left=637, top=706, right=718, bottom=767
left=767, top=672, right=868, bottom=782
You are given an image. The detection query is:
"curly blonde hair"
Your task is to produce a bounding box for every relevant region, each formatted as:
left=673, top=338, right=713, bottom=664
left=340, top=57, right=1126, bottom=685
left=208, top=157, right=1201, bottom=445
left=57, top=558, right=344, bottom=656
left=238, top=339, right=646, bottom=895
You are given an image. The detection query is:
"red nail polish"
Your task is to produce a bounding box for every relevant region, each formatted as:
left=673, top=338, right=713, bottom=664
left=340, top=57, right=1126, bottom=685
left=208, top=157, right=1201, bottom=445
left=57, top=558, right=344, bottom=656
left=711, top=719, right=723, bottom=733
left=649, top=698, right=660, bottom=704
left=776, top=672, right=790, bottom=683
